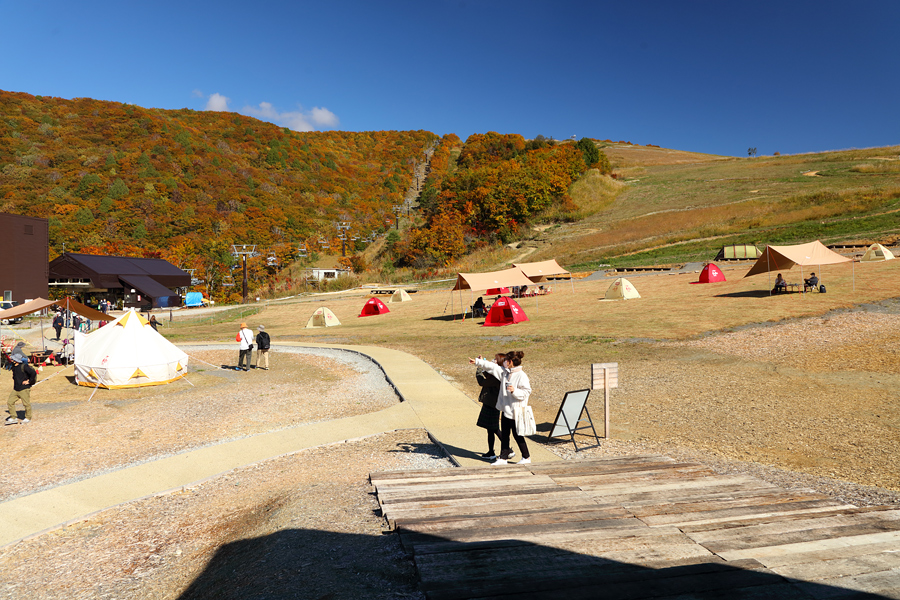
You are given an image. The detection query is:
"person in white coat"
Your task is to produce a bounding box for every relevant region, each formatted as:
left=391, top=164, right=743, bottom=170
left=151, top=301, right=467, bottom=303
left=470, top=350, right=531, bottom=465
left=237, top=322, right=254, bottom=371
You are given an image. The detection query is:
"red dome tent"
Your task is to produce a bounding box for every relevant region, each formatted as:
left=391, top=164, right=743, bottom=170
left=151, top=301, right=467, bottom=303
left=359, top=297, right=390, bottom=317
left=692, top=263, right=726, bottom=284
left=483, top=296, right=529, bottom=327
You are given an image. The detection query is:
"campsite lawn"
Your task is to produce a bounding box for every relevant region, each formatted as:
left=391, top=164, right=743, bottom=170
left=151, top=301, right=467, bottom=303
left=163, top=257, right=900, bottom=491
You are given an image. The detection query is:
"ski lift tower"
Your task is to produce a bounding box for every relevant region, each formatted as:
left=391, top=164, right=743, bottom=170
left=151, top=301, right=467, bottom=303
left=231, top=244, right=256, bottom=304
left=336, top=221, right=351, bottom=257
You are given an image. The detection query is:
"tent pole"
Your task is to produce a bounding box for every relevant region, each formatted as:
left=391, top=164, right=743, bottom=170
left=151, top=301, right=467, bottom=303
left=767, top=246, right=771, bottom=295
left=852, top=259, right=855, bottom=291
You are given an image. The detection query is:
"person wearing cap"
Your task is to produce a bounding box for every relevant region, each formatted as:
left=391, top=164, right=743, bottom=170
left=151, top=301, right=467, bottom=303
left=255, top=325, right=271, bottom=370
left=237, top=322, right=254, bottom=371
left=6, top=354, right=37, bottom=425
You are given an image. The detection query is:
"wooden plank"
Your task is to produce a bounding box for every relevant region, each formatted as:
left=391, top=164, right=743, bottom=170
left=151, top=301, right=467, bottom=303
left=400, top=516, right=647, bottom=548
left=551, top=463, right=716, bottom=484
left=396, top=505, right=632, bottom=534
left=421, top=555, right=778, bottom=600
left=527, top=455, right=675, bottom=475
left=377, top=480, right=571, bottom=506
left=794, top=567, right=900, bottom=599
left=638, top=498, right=851, bottom=528
left=382, top=490, right=603, bottom=521
left=771, top=550, right=900, bottom=582
left=697, top=520, right=900, bottom=555
left=626, top=490, right=833, bottom=518
left=719, top=530, right=900, bottom=563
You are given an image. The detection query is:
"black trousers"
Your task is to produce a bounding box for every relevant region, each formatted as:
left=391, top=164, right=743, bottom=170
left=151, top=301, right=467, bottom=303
left=238, top=348, right=252, bottom=369
left=499, top=415, right=529, bottom=459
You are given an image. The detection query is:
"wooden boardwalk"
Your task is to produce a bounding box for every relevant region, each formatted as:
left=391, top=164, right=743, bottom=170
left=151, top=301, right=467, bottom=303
left=370, top=456, right=900, bottom=599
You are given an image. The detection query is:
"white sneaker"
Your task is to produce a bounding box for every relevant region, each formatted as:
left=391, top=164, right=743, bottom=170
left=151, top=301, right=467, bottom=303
left=491, top=458, right=508, bottom=466
left=4, top=418, right=17, bottom=426
left=21, top=418, right=30, bottom=424
left=518, top=458, right=531, bottom=465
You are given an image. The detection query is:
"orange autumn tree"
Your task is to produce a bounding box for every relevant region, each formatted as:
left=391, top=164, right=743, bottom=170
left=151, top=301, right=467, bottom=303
left=398, top=133, right=595, bottom=266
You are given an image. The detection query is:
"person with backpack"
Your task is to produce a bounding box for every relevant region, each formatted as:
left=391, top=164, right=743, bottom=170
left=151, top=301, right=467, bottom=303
left=255, top=325, right=271, bottom=370
left=237, top=323, right=254, bottom=371
left=474, top=353, right=505, bottom=460
left=6, top=354, right=37, bottom=425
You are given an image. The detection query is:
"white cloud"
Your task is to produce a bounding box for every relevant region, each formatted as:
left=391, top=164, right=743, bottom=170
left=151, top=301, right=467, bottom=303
left=241, top=102, right=340, bottom=132
left=205, top=93, right=231, bottom=112
left=191, top=89, right=204, bottom=98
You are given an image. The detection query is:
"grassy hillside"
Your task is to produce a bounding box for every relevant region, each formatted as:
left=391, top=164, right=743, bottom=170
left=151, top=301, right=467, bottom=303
left=525, top=143, right=900, bottom=270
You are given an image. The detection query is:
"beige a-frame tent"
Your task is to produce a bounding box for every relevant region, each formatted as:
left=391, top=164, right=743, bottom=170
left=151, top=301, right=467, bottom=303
left=451, top=268, right=535, bottom=320
left=743, top=240, right=853, bottom=293
left=603, top=277, right=641, bottom=300
left=389, top=289, right=412, bottom=303
left=860, top=243, right=896, bottom=262
left=305, top=307, right=341, bottom=328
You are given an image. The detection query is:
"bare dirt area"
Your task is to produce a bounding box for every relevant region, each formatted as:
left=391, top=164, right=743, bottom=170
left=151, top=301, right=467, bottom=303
left=0, top=429, right=451, bottom=600
left=0, top=346, right=399, bottom=501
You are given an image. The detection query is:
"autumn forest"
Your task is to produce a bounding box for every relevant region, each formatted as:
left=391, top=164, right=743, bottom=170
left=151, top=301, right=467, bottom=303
left=0, top=91, right=607, bottom=301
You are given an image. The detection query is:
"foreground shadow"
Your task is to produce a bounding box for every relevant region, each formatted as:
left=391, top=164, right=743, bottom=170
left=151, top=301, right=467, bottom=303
left=716, top=290, right=780, bottom=298
left=176, top=527, right=895, bottom=600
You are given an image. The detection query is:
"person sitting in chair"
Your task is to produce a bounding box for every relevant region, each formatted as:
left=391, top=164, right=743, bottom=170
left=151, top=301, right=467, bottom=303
left=473, top=296, right=486, bottom=317
left=804, top=272, right=819, bottom=292
left=773, top=273, right=787, bottom=293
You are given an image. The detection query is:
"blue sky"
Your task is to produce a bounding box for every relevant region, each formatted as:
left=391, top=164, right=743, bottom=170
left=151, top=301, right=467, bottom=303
left=2, top=1, right=897, bottom=156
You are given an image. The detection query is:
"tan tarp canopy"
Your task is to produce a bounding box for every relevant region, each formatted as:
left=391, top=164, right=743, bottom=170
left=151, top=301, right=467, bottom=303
left=452, top=268, right=535, bottom=292
left=513, top=260, right=570, bottom=282
left=0, top=297, right=56, bottom=321
left=54, top=297, right=109, bottom=322
left=744, top=241, right=852, bottom=277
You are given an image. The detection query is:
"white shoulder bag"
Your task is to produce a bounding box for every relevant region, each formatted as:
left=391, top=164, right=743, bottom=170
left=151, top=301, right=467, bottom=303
left=514, top=405, right=536, bottom=436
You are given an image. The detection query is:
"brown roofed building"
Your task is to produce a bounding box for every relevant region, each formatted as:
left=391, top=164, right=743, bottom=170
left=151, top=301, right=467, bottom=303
left=48, top=253, right=190, bottom=309
left=0, top=213, right=49, bottom=303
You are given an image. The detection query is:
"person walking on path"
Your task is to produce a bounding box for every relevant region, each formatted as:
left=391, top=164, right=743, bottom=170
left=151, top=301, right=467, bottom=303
left=237, top=323, right=254, bottom=371
left=52, top=312, right=64, bottom=341
left=475, top=353, right=504, bottom=460
left=255, top=325, right=271, bottom=370
left=148, top=315, right=159, bottom=331
left=6, top=354, right=36, bottom=425
left=470, top=350, right=532, bottom=465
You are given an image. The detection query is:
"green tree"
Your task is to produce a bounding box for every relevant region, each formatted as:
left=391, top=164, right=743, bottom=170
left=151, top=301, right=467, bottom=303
left=109, top=178, right=129, bottom=199
left=576, top=138, right=600, bottom=168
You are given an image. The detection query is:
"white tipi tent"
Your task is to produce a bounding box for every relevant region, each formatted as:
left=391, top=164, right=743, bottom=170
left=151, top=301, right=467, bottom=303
left=603, top=277, right=641, bottom=300
left=860, top=243, right=896, bottom=262
left=74, top=309, right=188, bottom=389
left=305, top=306, right=341, bottom=328
left=389, top=289, right=412, bottom=303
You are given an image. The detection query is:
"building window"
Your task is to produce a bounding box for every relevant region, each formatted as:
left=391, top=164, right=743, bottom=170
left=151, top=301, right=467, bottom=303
left=3, top=291, right=11, bottom=302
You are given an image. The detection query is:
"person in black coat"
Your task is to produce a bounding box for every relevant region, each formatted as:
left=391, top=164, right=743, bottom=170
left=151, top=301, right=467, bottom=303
left=255, top=325, right=271, bottom=370
left=52, top=312, right=64, bottom=340
left=475, top=353, right=505, bottom=460
left=6, top=355, right=37, bottom=424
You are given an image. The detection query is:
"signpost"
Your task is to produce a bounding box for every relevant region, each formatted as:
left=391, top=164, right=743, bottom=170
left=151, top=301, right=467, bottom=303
left=591, top=362, right=618, bottom=439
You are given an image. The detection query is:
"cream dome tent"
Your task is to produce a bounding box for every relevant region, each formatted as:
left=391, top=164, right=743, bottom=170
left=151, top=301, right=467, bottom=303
left=860, top=243, right=896, bottom=262
left=74, top=309, right=188, bottom=389
left=305, top=307, right=341, bottom=328
left=604, top=278, right=641, bottom=300
left=389, top=289, right=412, bottom=303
